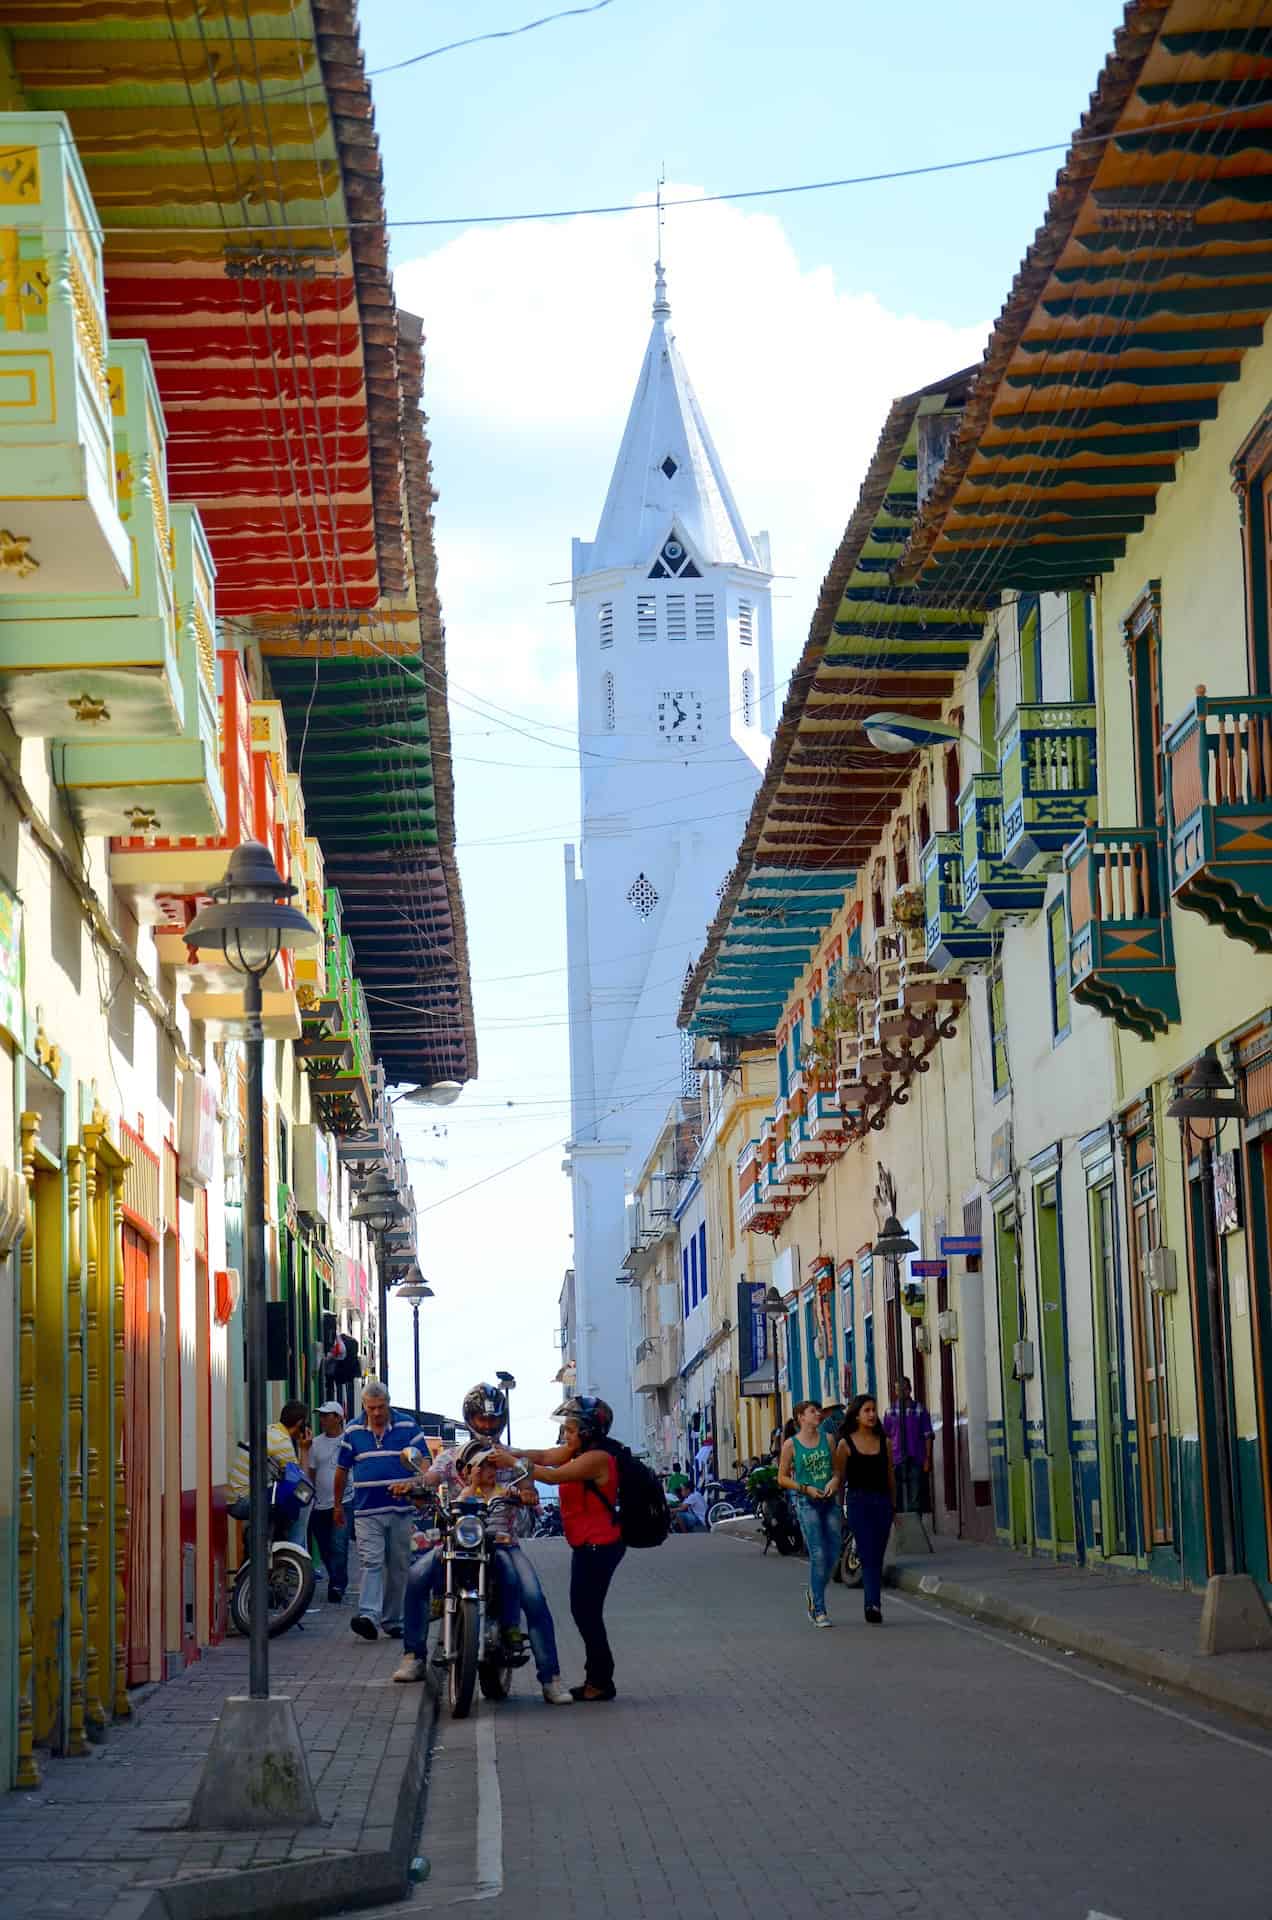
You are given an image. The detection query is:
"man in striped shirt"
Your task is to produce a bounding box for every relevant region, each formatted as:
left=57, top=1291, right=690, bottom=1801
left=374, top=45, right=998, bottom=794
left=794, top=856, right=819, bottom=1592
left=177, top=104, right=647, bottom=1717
left=333, top=1380, right=425, bottom=1641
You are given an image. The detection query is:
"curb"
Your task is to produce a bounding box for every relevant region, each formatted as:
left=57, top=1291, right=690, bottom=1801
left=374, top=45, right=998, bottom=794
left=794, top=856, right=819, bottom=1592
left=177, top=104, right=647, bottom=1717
left=116, top=1684, right=440, bottom=1920
left=894, top=1565, right=1272, bottom=1733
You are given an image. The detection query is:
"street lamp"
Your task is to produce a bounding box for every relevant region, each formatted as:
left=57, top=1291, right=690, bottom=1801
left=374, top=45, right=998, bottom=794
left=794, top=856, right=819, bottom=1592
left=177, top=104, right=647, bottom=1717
left=762, top=1286, right=785, bottom=1455
left=872, top=1212, right=929, bottom=1555
left=392, top=1080, right=463, bottom=1107
left=863, top=712, right=985, bottom=756
left=496, top=1369, right=517, bottom=1444
left=1168, top=1050, right=1252, bottom=1637
left=351, top=1165, right=408, bottom=1393
left=185, top=841, right=318, bottom=1829
left=395, top=1269, right=435, bottom=1419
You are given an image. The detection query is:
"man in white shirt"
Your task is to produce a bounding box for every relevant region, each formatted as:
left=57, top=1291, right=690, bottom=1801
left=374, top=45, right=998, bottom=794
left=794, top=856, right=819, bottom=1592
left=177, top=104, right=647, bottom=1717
left=308, top=1402, right=349, bottom=1602
left=695, top=1434, right=715, bottom=1489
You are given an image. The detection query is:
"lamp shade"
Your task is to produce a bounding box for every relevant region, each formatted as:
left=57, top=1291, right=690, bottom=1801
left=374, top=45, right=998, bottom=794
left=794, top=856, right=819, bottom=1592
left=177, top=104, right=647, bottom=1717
left=351, top=1166, right=408, bottom=1236
left=762, top=1286, right=786, bottom=1317
left=864, top=712, right=967, bottom=755
left=395, top=1277, right=434, bottom=1302
left=399, top=1081, right=463, bottom=1107
left=184, top=841, right=319, bottom=978
left=873, top=1214, right=918, bottom=1259
left=1167, top=1048, right=1247, bottom=1125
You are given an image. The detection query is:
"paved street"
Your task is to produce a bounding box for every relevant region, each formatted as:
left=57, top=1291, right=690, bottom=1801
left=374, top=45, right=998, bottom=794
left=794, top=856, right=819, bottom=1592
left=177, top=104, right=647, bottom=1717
left=359, top=1534, right=1272, bottom=1920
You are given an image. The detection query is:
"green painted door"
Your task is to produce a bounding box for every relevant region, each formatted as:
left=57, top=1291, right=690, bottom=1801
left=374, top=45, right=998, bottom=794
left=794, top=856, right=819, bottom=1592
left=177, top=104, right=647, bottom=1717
left=1090, top=1178, right=1130, bottom=1557
left=995, top=1207, right=1028, bottom=1545
left=1034, top=1179, right=1076, bottom=1556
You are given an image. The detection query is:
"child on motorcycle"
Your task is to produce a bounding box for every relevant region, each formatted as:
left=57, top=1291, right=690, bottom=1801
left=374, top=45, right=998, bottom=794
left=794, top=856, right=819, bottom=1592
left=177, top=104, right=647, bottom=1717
left=390, top=1442, right=571, bottom=1705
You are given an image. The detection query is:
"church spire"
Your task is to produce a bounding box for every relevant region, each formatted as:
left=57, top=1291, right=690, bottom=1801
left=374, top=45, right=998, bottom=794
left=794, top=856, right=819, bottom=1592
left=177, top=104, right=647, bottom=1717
left=580, top=266, right=761, bottom=577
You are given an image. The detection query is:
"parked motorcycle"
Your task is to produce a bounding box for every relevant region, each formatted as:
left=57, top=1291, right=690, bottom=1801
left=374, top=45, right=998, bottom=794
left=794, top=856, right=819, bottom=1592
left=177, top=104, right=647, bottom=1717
left=746, top=1465, right=802, bottom=1556
left=229, top=1452, right=316, bottom=1637
left=434, top=1474, right=531, bottom=1718
left=532, top=1501, right=563, bottom=1539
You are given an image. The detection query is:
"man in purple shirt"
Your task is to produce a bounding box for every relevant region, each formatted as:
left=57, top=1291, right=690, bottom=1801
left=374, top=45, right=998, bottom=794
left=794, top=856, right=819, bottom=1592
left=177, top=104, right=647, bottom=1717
left=884, top=1377, right=933, bottom=1514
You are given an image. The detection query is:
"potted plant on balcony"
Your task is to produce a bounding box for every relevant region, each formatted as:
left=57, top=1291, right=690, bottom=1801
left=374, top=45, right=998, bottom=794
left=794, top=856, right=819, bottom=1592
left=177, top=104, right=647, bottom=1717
left=804, top=987, right=859, bottom=1083
left=891, top=884, right=925, bottom=930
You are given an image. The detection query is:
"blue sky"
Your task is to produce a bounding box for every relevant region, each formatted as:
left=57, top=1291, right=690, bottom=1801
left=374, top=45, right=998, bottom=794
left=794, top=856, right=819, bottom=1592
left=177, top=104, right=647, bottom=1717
left=364, top=0, right=1124, bottom=1445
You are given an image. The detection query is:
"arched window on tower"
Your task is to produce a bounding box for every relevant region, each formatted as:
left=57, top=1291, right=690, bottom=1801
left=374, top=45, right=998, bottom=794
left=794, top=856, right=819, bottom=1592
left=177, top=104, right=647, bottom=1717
left=741, top=670, right=755, bottom=727
left=602, top=671, right=616, bottom=732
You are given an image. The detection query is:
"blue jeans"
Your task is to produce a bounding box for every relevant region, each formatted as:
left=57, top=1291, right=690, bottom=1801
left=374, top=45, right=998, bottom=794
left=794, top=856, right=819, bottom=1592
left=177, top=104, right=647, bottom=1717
left=353, top=1508, right=413, bottom=1627
left=403, top=1547, right=562, bottom=1683
left=309, top=1508, right=350, bottom=1596
left=847, top=1490, right=894, bottom=1612
left=794, top=1494, right=843, bottom=1615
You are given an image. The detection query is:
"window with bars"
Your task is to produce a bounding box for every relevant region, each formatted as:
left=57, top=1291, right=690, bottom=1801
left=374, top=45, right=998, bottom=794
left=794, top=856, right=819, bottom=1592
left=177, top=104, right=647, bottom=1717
left=602, top=671, right=615, bottom=732
left=738, top=599, right=754, bottom=646
left=598, top=601, right=614, bottom=648
left=694, top=594, right=715, bottom=642
left=680, top=1028, right=699, bottom=1099
left=741, top=669, right=755, bottom=727
left=637, top=595, right=657, bottom=642
left=666, top=593, right=687, bottom=642
left=627, top=872, right=659, bottom=919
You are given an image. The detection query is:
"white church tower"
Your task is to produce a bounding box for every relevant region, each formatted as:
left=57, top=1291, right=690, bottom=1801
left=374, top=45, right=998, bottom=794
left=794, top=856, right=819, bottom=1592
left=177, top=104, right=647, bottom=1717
left=563, top=264, right=774, bottom=1440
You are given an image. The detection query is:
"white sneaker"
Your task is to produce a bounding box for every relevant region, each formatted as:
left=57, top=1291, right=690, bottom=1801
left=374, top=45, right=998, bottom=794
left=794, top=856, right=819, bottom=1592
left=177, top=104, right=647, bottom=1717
left=393, top=1654, right=428, bottom=1683
left=541, top=1677, right=573, bottom=1705
left=813, top=1612, right=833, bottom=1629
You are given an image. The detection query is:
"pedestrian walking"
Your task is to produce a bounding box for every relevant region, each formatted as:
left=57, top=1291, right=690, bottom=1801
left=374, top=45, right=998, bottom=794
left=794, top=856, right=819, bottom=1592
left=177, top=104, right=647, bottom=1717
left=884, top=1376, right=933, bottom=1514
left=332, top=1380, right=425, bottom=1641
left=496, top=1394, right=625, bottom=1702
left=694, top=1431, right=714, bottom=1489
left=839, top=1393, right=897, bottom=1624
left=308, top=1401, right=349, bottom=1602
left=778, top=1400, right=843, bottom=1627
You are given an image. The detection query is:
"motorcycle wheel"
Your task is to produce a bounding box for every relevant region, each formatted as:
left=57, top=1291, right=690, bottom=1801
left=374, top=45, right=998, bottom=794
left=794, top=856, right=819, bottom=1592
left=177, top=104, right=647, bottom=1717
left=478, top=1658, right=513, bottom=1701
left=448, top=1598, right=480, bottom=1719
left=838, top=1530, right=863, bottom=1588
left=230, top=1544, right=315, bottom=1638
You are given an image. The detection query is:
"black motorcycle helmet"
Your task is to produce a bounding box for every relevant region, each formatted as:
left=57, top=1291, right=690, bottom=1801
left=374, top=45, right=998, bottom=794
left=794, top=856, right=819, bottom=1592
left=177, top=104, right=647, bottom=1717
left=552, top=1394, right=613, bottom=1447
left=462, top=1381, right=508, bottom=1438
left=456, top=1437, right=495, bottom=1476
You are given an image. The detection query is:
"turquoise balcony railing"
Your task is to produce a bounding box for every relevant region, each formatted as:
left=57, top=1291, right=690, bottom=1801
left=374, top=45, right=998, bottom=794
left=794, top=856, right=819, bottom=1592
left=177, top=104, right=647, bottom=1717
left=923, top=831, right=993, bottom=977
left=960, top=772, right=1044, bottom=929
left=1065, top=827, right=1179, bottom=1041
left=1000, top=703, right=1098, bottom=873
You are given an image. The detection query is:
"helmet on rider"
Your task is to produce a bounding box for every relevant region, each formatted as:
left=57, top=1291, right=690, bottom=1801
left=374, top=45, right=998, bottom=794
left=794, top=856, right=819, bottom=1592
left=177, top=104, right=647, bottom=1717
left=552, top=1394, right=613, bottom=1447
left=456, top=1437, right=495, bottom=1476
left=461, top=1381, right=509, bottom=1438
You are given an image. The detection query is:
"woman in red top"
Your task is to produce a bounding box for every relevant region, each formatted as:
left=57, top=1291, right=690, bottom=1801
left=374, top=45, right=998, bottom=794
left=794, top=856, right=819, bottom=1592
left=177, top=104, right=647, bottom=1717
left=496, top=1396, right=624, bottom=1702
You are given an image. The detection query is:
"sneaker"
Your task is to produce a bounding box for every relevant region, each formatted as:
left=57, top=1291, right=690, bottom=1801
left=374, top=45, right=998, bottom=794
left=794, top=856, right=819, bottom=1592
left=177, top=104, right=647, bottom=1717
left=541, top=1677, right=573, bottom=1705
left=393, top=1654, right=428, bottom=1683
left=384, top=1623, right=404, bottom=1638
left=814, top=1612, right=833, bottom=1629
left=865, top=1605, right=883, bottom=1625
left=351, top=1614, right=378, bottom=1641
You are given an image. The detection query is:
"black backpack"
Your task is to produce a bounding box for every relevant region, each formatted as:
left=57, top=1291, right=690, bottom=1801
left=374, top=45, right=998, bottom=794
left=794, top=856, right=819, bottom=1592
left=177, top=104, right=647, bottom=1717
left=588, top=1440, right=670, bottom=1549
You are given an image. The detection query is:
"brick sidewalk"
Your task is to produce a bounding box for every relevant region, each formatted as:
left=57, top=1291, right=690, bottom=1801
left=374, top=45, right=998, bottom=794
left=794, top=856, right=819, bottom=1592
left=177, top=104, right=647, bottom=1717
left=0, top=1583, right=432, bottom=1920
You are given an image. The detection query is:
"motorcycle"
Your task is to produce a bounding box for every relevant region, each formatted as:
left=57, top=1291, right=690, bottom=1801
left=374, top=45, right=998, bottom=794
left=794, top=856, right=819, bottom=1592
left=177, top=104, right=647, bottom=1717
left=532, top=1501, right=563, bottom=1539
left=746, top=1464, right=802, bottom=1557
left=229, top=1452, right=316, bottom=1637
left=434, top=1474, right=531, bottom=1718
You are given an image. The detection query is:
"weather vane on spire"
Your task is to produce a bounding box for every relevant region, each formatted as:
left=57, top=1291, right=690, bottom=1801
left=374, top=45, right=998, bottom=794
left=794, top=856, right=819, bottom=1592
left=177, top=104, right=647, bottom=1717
left=653, top=163, right=670, bottom=321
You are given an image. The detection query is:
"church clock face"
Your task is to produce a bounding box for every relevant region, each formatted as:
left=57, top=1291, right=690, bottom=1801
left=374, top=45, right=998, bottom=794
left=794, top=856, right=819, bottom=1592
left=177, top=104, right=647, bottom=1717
left=656, top=689, right=703, bottom=746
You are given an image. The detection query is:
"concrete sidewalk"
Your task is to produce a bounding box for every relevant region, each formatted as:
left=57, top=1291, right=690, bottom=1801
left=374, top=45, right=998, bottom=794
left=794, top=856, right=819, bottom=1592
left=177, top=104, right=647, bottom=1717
left=892, top=1532, right=1272, bottom=1728
left=0, top=1582, right=434, bottom=1920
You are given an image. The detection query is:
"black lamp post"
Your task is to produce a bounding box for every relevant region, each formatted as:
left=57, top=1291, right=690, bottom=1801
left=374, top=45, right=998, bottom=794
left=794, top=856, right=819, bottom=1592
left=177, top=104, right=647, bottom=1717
left=1168, top=1049, right=1247, bottom=1578
left=395, top=1269, right=435, bottom=1419
left=185, top=842, right=318, bottom=1830
left=873, top=1213, right=918, bottom=1400
left=351, top=1166, right=407, bottom=1393
left=762, top=1286, right=785, bottom=1454
left=496, top=1369, right=517, bottom=1444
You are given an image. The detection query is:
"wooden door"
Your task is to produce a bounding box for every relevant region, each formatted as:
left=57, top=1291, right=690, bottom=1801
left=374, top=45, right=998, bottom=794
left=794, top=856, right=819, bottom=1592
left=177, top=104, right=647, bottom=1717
left=936, top=1271, right=958, bottom=1517
left=1128, top=1135, right=1173, bottom=1547
left=1034, top=1180, right=1076, bottom=1556
left=995, top=1207, right=1028, bottom=1545
left=122, top=1224, right=152, bottom=1687
left=1090, top=1178, right=1130, bottom=1557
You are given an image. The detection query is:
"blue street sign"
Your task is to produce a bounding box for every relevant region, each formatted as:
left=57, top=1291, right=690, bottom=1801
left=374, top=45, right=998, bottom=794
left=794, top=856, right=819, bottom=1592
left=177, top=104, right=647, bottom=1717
left=940, top=1235, right=982, bottom=1257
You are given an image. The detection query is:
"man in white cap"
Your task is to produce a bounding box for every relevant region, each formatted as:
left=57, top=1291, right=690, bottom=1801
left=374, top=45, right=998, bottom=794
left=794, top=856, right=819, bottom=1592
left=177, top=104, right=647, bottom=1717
left=309, top=1401, right=349, bottom=1602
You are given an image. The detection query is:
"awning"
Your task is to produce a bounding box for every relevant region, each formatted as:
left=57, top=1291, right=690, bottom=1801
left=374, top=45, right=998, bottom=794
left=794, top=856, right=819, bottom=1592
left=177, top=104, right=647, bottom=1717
left=741, top=1367, right=778, bottom=1398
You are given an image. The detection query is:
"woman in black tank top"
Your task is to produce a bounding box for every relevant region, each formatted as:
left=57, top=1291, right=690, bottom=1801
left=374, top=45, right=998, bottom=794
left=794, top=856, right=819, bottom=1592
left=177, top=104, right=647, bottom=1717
left=838, top=1395, right=896, bottom=1623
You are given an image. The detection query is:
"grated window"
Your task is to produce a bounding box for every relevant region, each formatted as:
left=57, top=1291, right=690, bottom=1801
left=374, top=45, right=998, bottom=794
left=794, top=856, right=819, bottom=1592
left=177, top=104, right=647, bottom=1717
left=666, top=593, right=686, bottom=642
left=738, top=599, right=754, bottom=646
left=741, top=669, right=755, bottom=727
left=627, top=872, right=659, bottom=920
left=680, top=1028, right=699, bottom=1100
left=661, top=455, right=679, bottom=479
left=694, top=594, right=715, bottom=642
left=602, top=671, right=616, bottom=732
left=637, top=595, right=657, bottom=642
left=599, top=601, right=613, bottom=648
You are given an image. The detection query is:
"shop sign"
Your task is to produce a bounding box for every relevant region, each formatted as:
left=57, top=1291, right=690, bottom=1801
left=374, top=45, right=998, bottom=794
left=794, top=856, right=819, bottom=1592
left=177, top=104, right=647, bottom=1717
left=910, top=1259, right=947, bottom=1278
left=0, top=888, right=20, bottom=1042
left=940, top=1235, right=982, bottom=1257
left=179, top=1069, right=218, bottom=1187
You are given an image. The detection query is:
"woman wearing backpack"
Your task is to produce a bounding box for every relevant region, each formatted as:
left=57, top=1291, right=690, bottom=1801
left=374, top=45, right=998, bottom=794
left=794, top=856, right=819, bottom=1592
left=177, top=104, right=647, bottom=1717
left=496, top=1395, right=625, bottom=1702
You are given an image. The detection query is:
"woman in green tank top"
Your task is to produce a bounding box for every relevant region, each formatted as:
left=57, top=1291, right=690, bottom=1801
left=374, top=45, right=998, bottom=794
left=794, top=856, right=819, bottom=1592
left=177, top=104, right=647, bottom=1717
left=777, top=1399, right=844, bottom=1626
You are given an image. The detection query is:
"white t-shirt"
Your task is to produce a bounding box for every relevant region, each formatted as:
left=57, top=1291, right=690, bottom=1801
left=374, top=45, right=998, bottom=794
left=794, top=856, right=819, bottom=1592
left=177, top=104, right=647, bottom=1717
left=309, top=1432, right=344, bottom=1511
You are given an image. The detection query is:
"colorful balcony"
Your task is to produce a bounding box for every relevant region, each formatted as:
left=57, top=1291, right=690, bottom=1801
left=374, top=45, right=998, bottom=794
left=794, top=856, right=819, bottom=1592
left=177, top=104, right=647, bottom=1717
left=805, top=1086, right=847, bottom=1146
left=923, top=832, right=993, bottom=977
left=737, top=1138, right=763, bottom=1230
left=1066, top=828, right=1180, bottom=1041
left=300, top=896, right=376, bottom=1133
left=960, top=773, right=1044, bottom=929
left=0, top=113, right=129, bottom=598
left=1165, top=691, right=1272, bottom=953
left=0, top=338, right=176, bottom=740
left=1000, top=703, right=1098, bottom=874
left=53, top=504, right=224, bottom=838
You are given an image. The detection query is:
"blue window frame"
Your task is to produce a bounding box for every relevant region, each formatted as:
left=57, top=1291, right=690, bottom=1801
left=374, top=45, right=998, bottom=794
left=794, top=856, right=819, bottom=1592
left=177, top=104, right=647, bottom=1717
left=778, top=1039, right=789, bottom=1099
left=697, top=1223, right=707, bottom=1310
left=690, top=1231, right=699, bottom=1308
left=786, top=1308, right=803, bottom=1403
left=791, top=1019, right=804, bottom=1075
left=842, top=1268, right=856, bottom=1397
left=1018, top=593, right=1042, bottom=703
left=682, top=1247, right=690, bottom=1318
left=1048, top=896, right=1071, bottom=1042
left=811, top=991, right=822, bottom=1031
